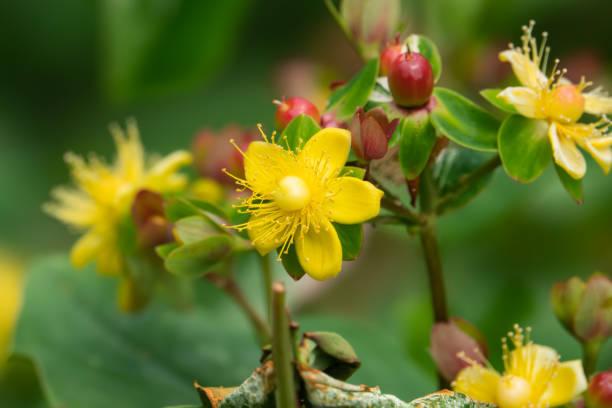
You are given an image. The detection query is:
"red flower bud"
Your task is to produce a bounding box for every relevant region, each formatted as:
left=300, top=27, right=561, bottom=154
left=380, top=34, right=406, bottom=77
left=348, top=107, right=398, bottom=161
left=430, top=317, right=488, bottom=382
left=388, top=52, right=434, bottom=107
left=274, top=97, right=320, bottom=132
left=131, top=190, right=173, bottom=248
left=587, top=370, right=612, bottom=408
left=192, top=125, right=255, bottom=185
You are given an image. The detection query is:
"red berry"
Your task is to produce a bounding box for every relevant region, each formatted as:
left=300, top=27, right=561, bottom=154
left=388, top=52, right=434, bottom=108
left=274, top=97, right=320, bottom=132
left=380, top=44, right=405, bottom=77
left=587, top=370, right=612, bottom=408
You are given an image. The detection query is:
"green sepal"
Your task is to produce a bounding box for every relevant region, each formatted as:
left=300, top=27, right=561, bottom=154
left=555, top=164, right=584, bottom=204
left=339, top=166, right=366, bottom=179
left=498, top=115, right=551, bottom=183
left=398, top=112, right=437, bottom=180
left=164, top=235, right=233, bottom=278
left=480, top=88, right=518, bottom=114
left=279, top=113, right=321, bottom=152
left=164, top=197, right=227, bottom=225
left=300, top=331, right=361, bottom=381
left=155, top=242, right=180, bottom=259
left=430, top=87, right=499, bottom=152
left=334, top=223, right=363, bottom=261
left=174, top=215, right=226, bottom=245
left=406, top=34, right=442, bottom=83
left=326, top=58, right=379, bottom=121
left=279, top=245, right=306, bottom=281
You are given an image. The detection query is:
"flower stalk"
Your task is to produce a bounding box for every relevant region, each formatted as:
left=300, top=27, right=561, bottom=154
left=271, top=281, right=297, bottom=408
left=583, top=339, right=604, bottom=377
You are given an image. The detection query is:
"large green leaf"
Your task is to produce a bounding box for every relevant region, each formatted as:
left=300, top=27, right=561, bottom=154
left=430, top=88, right=500, bottom=152
left=12, top=255, right=259, bottom=408
left=433, top=144, right=498, bottom=215
left=398, top=112, right=437, bottom=180
left=326, top=58, right=379, bottom=121
left=165, top=235, right=233, bottom=277
left=333, top=223, right=363, bottom=261
left=279, top=114, right=321, bottom=152
left=498, top=115, right=551, bottom=183
left=480, top=89, right=517, bottom=114
left=555, top=164, right=584, bottom=204
left=406, top=34, right=442, bottom=83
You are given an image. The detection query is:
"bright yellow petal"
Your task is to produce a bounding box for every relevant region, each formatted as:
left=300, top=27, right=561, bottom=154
left=145, top=150, right=192, bottom=191
left=244, top=141, right=295, bottom=193
left=247, top=213, right=282, bottom=256
left=539, top=360, right=587, bottom=407
left=295, top=219, right=342, bottom=281
left=298, top=128, right=351, bottom=180
left=498, top=87, right=544, bottom=119
left=43, top=187, right=99, bottom=228
left=580, top=139, right=612, bottom=174
left=453, top=365, right=501, bottom=405
left=109, top=120, right=145, bottom=183
left=499, top=50, right=547, bottom=90
left=549, top=123, right=586, bottom=179
left=584, top=91, right=612, bottom=115
left=95, top=243, right=123, bottom=276
left=70, top=231, right=103, bottom=269
left=0, top=255, right=23, bottom=363
left=326, top=177, right=383, bottom=224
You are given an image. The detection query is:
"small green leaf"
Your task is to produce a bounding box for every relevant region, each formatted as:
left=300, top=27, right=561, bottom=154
left=398, top=113, right=437, bottom=180
left=279, top=114, right=322, bottom=152
left=480, top=89, right=518, bottom=114
left=326, top=58, right=379, bottom=121
left=184, top=198, right=229, bottom=220
left=333, top=223, right=363, bottom=261
left=280, top=245, right=306, bottom=281
left=339, top=166, right=366, bottom=179
left=174, top=216, right=225, bottom=245
left=555, top=164, right=583, bottom=204
left=498, top=115, right=551, bottom=183
left=155, top=242, right=180, bottom=259
left=302, top=331, right=361, bottom=381
left=165, top=236, right=233, bottom=278
left=165, top=197, right=227, bottom=230
left=406, top=34, right=442, bottom=82
left=431, top=88, right=500, bottom=152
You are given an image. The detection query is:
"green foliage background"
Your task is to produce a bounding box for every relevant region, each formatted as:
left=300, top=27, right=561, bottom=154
left=1, top=0, right=612, bottom=407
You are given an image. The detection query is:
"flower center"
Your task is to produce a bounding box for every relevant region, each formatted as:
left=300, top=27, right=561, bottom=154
left=547, top=85, right=585, bottom=124
left=497, top=375, right=532, bottom=408
left=273, top=176, right=311, bottom=211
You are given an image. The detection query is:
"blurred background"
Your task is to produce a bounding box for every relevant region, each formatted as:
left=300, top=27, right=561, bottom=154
left=1, top=0, right=612, bottom=407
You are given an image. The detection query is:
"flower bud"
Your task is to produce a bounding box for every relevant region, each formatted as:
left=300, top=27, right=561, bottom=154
left=388, top=52, right=435, bottom=107
left=274, top=97, right=320, bottom=132
left=131, top=189, right=173, bottom=248
left=192, top=125, right=255, bottom=184
left=430, top=317, right=488, bottom=382
left=551, top=274, right=612, bottom=343
left=586, top=370, right=612, bottom=408
left=348, top=106, right=398, bottom=161
left=380, top=35, right=406, bottom=77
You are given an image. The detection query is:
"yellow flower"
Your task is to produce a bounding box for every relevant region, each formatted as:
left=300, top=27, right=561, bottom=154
left=226, top=126, right=383, bottom=281
left=0, top=253, right=22, bottom=366
left=44, top=120, right=192, bottom=276
left=453, top=325, right=587, bottom=408
left=498, top=21, right=612, bottom=179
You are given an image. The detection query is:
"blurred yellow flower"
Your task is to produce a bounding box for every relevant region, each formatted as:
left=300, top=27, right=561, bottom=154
left=226, top=126, right=383, bottom=281
left=44, top=120, right=192, bottom=276
left=453, top=325, right=587, bottom=408
left=0, top=253, right=22, bottom=365
left=498, top=21, right=612, bottom=179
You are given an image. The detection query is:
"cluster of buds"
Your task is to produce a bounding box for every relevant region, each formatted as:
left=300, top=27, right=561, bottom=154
left=131, top=189, right=173, bottom=248
left=349, top=106, right=398, bottom=161
left=429, top=317, right=488, bottom=381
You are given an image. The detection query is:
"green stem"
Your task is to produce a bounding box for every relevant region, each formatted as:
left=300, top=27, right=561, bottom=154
left=260, top=254, right=273, bottom=316
left=436, top=155, right=501, bottom=212
left=368, top=173, right=425, bottom=225
left=583, top=339, right=603, bottom=377
left=271, top=282, right=297, bottom=408
left=206, top=273, right=271, bottom=346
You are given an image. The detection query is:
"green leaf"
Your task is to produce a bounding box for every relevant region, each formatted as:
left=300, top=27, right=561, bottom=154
left=498, top=115, right=551, bottom=183
left=430, top=88, right=500, bottom=152
left=555, top=164, right=584, bottom=204
left=164, top=197, right=227, bottom=229
left=0, top=356, right=48, bottom=408
left=13, top=255, right=259, bottom=408
left=333, top=223, right=363, bottom=261
left=406, top=34, right=442, bottom=83
left=326, top=58, right=379, bottom=121
left=339, top=166, right=366, bottom=179
left=433, top=144, right=497, bottom=215
left=280, top=245, right=306, bottom=281
left=301, top=332, right=361, bottom=380
left=398, top=113, right=437, bottom=180
left=279, top=114, right=321, bottom=152
left=174, top=216, right=225, bottom=245
left=155, top=242, right=180, bottom=259
left=165, top=236, right=233, bottom=277
left=480, top=89, right=518, bottom=114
